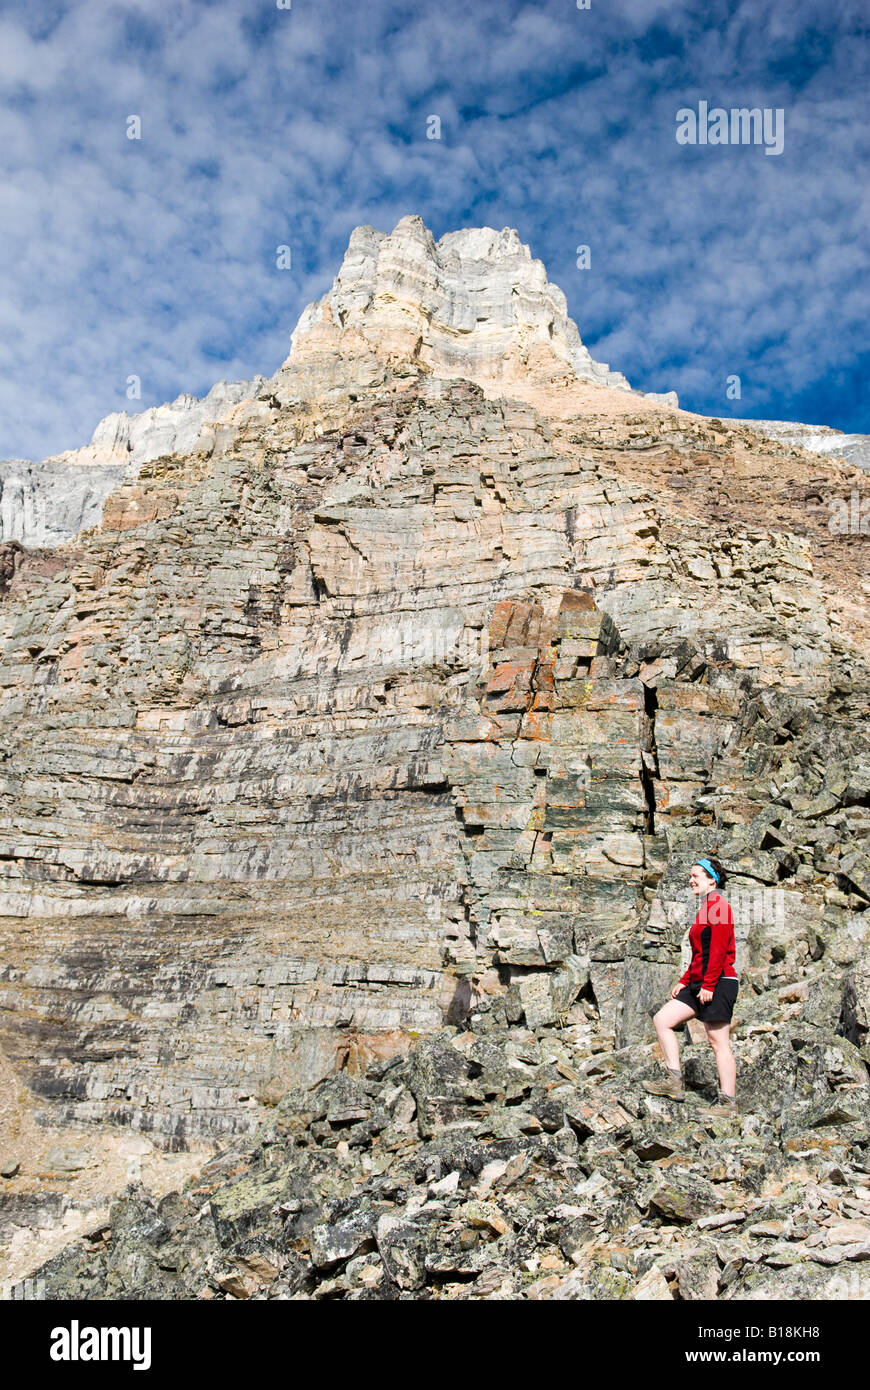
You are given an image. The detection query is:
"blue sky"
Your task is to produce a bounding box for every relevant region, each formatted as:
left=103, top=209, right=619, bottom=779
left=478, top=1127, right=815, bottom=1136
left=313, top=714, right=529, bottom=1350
left=0, top=0, right=867, bottom=461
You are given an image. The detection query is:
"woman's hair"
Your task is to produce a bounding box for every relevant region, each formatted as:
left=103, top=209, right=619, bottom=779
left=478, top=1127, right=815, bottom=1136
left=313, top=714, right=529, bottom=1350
left=695, top=854, right=727, bottom=889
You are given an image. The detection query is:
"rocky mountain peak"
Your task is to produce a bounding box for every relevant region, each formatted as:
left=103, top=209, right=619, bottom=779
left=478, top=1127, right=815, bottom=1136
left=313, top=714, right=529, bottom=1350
left=1, top=217, right=647, bottom=548
left=286, top=214, right=631, bottom=391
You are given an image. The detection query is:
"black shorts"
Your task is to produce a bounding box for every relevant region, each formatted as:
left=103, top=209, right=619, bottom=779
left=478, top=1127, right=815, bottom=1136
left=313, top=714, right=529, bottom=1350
left=675, top=976, right=738, bottom=1023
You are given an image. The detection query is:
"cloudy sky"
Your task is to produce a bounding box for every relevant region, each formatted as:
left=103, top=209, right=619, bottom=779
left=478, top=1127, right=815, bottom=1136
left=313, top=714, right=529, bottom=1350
left=0, top=0, right=866, bottom=461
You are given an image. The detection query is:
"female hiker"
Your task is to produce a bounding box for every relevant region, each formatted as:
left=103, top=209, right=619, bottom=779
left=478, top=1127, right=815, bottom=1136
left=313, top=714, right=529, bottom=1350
left=644, top=856, right=739, bottom=1117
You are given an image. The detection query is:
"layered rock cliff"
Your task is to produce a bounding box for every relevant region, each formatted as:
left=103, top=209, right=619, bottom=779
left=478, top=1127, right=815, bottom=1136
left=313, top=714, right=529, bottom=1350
left=1, top=216, right=869, bottom=1299
left=0, top=379, right=263, bottom=548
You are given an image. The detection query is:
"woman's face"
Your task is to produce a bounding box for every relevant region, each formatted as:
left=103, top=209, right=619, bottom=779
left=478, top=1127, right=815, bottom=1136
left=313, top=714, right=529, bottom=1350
left=689, top=864, right=716, bottom=895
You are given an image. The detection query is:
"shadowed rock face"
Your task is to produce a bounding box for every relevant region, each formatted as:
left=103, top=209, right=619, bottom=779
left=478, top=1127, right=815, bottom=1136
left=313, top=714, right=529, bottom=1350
left=0, top=218, right=868, bottom=1165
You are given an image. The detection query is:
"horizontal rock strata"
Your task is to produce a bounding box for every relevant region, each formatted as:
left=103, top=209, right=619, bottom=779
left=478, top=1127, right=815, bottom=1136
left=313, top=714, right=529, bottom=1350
left=0, top=219, right=867, bottom=1194
left=1, top=372, right=867, bottom=1152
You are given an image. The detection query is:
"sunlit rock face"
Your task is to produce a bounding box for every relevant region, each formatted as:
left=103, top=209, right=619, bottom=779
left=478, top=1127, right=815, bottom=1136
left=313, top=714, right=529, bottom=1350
left=0, top=380, right=264, bottom=547
left=736, top=418, right=870, bottom=473
left=0, top=217, right=867, bottom=1158
left=82, top=378, right=268, bottom=474
left=286, top=216, right=632, bottom=392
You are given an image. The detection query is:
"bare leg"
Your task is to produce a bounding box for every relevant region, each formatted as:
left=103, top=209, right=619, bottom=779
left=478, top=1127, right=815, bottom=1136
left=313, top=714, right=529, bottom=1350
left=653, top=1000, right=698, bottom=1070
left=705, top=1021, right=736, bottom=1095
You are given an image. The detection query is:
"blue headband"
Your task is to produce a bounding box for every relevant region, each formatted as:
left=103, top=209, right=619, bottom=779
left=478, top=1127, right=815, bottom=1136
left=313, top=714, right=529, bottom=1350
left=693, top=858, right=720, bottom=884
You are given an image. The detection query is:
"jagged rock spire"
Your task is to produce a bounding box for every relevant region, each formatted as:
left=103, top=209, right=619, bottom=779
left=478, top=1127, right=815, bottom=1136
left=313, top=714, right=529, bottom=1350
left=287, top=214, right=631, bottom=391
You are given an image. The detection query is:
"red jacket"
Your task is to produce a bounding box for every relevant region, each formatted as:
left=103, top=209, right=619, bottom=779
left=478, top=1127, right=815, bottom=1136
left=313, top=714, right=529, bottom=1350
left=678, top=891, right=737, bottom=991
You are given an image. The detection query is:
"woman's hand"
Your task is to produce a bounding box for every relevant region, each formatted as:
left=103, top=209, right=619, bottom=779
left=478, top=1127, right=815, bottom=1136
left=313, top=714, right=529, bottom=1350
left=699, top=987, right=714, bottom=1004
left=670, top=984, right=683, bottom=998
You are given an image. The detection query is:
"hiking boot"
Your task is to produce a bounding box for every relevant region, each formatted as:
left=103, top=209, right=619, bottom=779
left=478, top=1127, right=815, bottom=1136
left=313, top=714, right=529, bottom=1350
left=642, top=1071, right=685, bottom=1101
left=703, top=1091, right=738, bottom=1118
